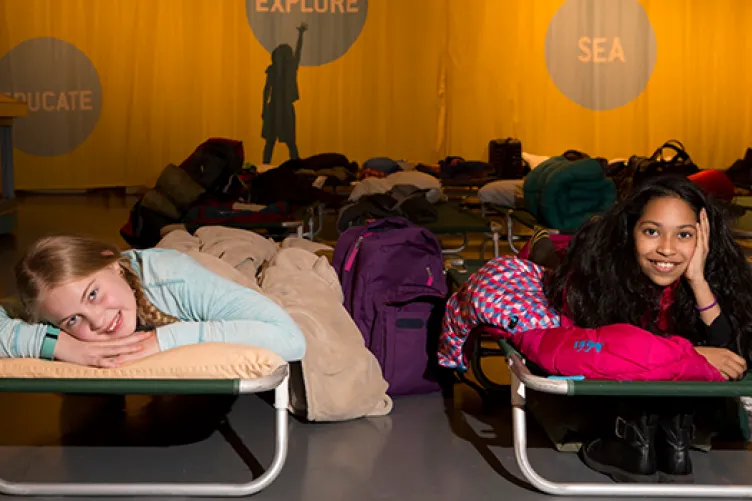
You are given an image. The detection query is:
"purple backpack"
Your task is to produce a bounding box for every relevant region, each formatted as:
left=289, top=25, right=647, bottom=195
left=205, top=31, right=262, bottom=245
left=333, top=217, right=448, bottom=396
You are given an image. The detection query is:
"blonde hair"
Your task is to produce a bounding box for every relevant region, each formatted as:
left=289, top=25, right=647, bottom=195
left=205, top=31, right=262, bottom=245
left=15, top=235, right=178, bottom=329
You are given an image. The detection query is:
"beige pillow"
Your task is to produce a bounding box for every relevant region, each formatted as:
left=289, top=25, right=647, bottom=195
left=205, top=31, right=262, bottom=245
left=0, top=343, right=285, bottom=380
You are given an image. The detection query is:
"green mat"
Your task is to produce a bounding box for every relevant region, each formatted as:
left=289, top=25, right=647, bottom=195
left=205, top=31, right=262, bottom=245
left=733, top=196, right=752, bottom=234
left=423, top=202, right=492, bottom=234
left=446, top=259, right=487, bottom=289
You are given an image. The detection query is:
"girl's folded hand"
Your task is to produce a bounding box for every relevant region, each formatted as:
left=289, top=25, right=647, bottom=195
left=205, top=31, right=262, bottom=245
left=694, top=346, right=747, bottom=380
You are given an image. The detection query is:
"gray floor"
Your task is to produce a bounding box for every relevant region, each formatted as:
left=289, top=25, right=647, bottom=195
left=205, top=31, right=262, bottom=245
left=0, top=192, right=751, bottom=501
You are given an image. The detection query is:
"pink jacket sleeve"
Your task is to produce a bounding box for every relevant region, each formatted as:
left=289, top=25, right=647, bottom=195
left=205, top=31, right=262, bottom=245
left=507, top=317, right=726, bottom=382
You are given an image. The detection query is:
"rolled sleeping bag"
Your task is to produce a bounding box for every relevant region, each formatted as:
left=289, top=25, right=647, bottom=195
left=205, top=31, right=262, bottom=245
left=156, top=163, right=207, bottom=210
left=140, top=189, right=182, bottom=221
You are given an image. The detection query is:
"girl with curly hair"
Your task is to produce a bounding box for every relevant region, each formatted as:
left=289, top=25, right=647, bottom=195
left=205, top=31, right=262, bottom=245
left=540, top=175, right=752, bottom=483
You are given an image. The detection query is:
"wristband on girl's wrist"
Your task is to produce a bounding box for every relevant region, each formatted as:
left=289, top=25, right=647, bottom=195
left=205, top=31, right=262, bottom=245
left=40, top=325, right=60, bottom=360
left=696, top=297, right=718, bottom=312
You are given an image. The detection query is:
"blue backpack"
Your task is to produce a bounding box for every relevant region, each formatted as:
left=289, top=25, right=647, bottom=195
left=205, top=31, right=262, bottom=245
left=333, top=217, right=448, bottom=396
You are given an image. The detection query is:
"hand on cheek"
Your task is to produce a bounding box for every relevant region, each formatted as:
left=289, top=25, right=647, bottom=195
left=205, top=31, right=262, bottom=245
left=684, top=209, right=710, bottom=284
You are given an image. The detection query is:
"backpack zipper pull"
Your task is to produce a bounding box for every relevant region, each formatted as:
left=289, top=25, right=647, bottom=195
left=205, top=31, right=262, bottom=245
left=344, top=235, right=365, bottom=272
left=426, top=266, right=434, bottom=286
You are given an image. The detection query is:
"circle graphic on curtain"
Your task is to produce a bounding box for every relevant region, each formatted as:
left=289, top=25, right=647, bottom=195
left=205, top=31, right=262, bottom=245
left=545, top=0, right=657, bottom=111
left=247, top=0, right=368, bottom=66
left=0, top=37, right=102, bottom=157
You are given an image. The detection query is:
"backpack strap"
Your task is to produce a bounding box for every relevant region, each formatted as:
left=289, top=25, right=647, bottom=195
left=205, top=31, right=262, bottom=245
left=362, top=215, right=415, bottom=232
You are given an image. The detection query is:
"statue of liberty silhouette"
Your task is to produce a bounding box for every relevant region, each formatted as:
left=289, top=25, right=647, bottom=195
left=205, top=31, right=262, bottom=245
left=261, top=22, right=307, bottom=164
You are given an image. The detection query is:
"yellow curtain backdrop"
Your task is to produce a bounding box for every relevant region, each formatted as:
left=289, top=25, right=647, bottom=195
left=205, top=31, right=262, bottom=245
left=0, top=0, right=750, bottom=190
left=0, top=0, right=448, bottom=189
left=445, top=0, right=752, bottom=169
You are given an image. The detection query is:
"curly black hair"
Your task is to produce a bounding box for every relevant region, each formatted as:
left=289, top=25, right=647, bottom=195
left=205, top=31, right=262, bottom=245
left=545, top=174, right=752, bottom=360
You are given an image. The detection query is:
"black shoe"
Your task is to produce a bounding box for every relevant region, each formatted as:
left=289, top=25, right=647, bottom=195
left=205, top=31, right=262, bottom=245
left=581, top=412, right=660, bottom=483
left=656, top=414, right=695, bottom=483
left=528, top=227, right=559, bottom=269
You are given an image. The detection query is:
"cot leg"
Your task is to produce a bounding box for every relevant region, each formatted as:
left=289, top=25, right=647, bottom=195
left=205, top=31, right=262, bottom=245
left=508, top=370, right=752, bottom=498
left=506, top=212, right=520, bottom=254
left=314, top=204, right=324, bottom=239
left=440, top=233, right=468, bottom=255
left=297, top=224, right=304, bottom=239
left=0, top=376, right=290, bottom=497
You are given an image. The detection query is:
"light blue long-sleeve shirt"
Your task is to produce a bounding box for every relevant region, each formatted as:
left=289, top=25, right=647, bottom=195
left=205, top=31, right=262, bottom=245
left=0, top=248, right=306, bottom=362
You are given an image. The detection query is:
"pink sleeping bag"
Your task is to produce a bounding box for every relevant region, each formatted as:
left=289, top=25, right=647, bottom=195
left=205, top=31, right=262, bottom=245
left=439, top=256, right=724, bottom=382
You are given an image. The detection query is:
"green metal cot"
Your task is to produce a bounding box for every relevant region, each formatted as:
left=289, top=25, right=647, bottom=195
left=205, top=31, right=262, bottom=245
left=445, top=258, right=752, bottom=497
left=185, top=202, right=325, bottom=242
left=0, top=365, right=290, bottom=497
left=445, top=259, right=509, bottom=400
left=486, top=196, right=752, bottom=254
left=337, top=200, right=502, bottom=258
left=731, top=196, right=752, bottom=239
left=424, top=202, right=502, bottom=258
left=500, top=339, right=752, bottom=498
left=480, top=204, right=577, bottom=255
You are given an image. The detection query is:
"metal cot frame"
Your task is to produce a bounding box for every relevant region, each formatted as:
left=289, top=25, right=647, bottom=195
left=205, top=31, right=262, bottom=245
left=444, top=259, right=510, bottom=402
left=480, top=204, right=569, bottom=255
left=501, top=339, right=752, bottom=498
left=185, top=203, right=325, bottom=242
left=484, top=198, right=752, bottom=254
left=0, top=365, right=290, bottom=497
left=730, top=198, right=752, bottom=240
left=446, top=261, right=752, bottom=497
left=424, top=201, right=502, bottom=258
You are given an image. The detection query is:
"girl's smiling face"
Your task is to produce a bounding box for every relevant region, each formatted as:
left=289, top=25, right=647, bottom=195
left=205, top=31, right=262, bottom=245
left=633, top=195, right=698, bottom=286
left=35, top=261, right=138, bottom=341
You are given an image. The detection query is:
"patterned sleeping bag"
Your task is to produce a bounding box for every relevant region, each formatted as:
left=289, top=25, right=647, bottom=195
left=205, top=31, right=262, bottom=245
left=439, top=256, right=559, bottom=371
